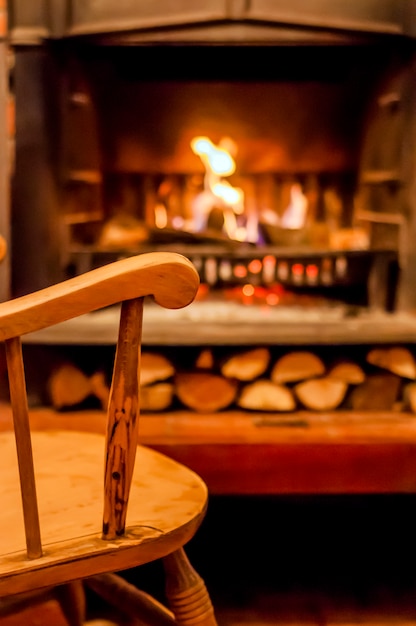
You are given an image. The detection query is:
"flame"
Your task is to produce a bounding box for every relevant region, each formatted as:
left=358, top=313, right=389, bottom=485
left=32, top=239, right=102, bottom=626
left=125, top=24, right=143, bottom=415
left=191, top=135, right=252, bottom=241
left=212, top=181, right=243, bottom=207
left=280, top=183, right=308, bottom=229
left=154, top=203, right=168, bottom=229
left=191, top=136, right=236, bottom=176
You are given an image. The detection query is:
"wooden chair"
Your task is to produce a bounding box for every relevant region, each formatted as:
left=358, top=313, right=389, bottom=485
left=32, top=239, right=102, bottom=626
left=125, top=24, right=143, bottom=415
left=0, top=251, right=217, bottom=626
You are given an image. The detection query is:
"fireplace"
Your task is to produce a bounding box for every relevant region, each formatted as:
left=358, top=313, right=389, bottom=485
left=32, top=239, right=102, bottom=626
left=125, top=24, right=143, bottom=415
left=4, top=3, right=416, bottom=501
left=6, top=1, right=416, bottom=346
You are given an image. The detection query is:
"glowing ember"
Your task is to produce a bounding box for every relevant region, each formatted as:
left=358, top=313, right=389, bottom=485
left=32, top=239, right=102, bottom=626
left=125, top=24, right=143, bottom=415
left=242, top=284, right=255, bottom=297
left=248, top=259, right=262, bottom=274
left=234, top=264, right=248, bottom=278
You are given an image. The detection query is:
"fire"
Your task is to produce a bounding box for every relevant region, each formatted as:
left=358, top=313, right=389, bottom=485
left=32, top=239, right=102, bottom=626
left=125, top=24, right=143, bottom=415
left=212, top=181, right=242, bottom=206
left=190, top=135, right=250, bottom=241
left=191, top=136, right=236, bottom=176
left=280, top=183, right=308, bottom=229
left=190, top=135, right=308, bottom=242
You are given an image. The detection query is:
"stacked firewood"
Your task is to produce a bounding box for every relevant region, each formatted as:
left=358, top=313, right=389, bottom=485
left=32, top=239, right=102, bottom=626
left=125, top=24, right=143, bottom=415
left=47, top=345, right=416, bottom=414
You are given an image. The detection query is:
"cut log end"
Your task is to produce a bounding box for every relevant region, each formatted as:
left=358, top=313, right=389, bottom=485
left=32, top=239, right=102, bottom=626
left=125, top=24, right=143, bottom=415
left=48, top=363, right=93, bottom=410
left=366, top=347, right=416, bottom=380
left=140, top=382, right=174, bottom=412
left=349, top=373, right=401, bottom=411
left=271, top=351, right=325, bottom=384
left=238, top=379, right=296, bottom=412
left=175, top=372, right=238, bottom=412
left=140, top=352, right=175, bottom=386
left=327, top=361, right=365, bottom=385
left=221, top=348, right=271, bottom=381
left=294, top=377, right=347, bottom=411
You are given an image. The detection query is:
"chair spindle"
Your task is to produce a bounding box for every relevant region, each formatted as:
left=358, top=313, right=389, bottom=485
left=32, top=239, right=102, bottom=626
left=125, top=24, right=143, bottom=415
left=5, top=336, right=42, bottom=559
left=102, top=297, right=143, bottom=540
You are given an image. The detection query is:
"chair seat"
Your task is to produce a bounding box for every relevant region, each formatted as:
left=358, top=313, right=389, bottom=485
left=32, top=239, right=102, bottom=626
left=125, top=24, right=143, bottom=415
left=0, top=430, right=208, bottom=597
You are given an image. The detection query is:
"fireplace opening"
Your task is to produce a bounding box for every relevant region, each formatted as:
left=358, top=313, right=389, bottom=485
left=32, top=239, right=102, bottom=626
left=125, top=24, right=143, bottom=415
left=10, top=30, right=416, bottom=334
left=29, top=42, right=400, bottom=313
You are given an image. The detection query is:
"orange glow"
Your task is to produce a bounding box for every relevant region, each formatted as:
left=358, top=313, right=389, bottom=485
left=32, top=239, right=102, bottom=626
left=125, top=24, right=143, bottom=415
left=190, top=135, right=247, bottom=241
left=277, top=262, right=289, bottom=280
left=195, top=283, right=209, bottom=300
left=242, top=284, right=255, bottom=297
left=234, top=264, right=247, bottom=278
left=219, top=260, right=232, bottom=281
left=266, top=293, right=280, bottom=305
left=306, top=264, right=319, bottom=278
left=248, top=259, right=262, bottom=274
left=191, top=136, right=236, bottom=176
left=292, top=263, right=304, bottom=276
left=154, top=203, right=168, bottom=229
left=262, top=255, right=276, bottom=283
left=222, top=284, right=286, bottom=305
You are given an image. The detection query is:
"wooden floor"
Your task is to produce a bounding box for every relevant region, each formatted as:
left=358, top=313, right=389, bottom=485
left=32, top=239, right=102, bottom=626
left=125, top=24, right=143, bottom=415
left=1, top=589, right=416, bottom=625
left=216, top=591, right=416, bottom=625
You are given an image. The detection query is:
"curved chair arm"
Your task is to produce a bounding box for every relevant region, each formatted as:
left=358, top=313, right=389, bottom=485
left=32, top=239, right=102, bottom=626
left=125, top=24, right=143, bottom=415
left=0, top=252, right=199, bottom=341
left=0, top=235, right=6, bottom=263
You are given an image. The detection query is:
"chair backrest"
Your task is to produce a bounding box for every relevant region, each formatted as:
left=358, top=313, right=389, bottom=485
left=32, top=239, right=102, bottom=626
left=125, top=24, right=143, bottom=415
left=0, top=252, right=199, bottom=559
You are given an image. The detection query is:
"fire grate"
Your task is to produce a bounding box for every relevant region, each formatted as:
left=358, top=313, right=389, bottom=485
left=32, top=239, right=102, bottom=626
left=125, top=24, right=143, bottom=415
left=67, top=244, right=397, bottom=293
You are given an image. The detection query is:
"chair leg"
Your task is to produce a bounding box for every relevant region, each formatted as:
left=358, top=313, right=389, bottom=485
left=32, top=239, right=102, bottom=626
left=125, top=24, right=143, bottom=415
left=163, top=548, right=217, bottom=626
left=85, top=572, right=175, bottom=626
left=0, top=588, right=54, bottom=618
left=55, top=580, right=86, bottom=626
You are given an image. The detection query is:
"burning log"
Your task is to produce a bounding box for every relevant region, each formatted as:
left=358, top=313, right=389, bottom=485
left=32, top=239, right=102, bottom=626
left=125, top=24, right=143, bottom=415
left=237, top=379, right=296, bottom=412
left=175, top=372, right=238, bottom=413
left=271, top=351, right=325, bottom=384
left=294, top=377, right=348, bottom=411
left=349, top=373, right=401, bottom=411
left=221, top=348, right=271, bottom=381
left=366, top=347, right=416, bottom=380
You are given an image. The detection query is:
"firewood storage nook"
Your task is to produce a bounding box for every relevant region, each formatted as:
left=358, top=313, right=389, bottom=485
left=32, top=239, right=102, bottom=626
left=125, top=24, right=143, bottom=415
left=5, top=1, right=416, bottom=496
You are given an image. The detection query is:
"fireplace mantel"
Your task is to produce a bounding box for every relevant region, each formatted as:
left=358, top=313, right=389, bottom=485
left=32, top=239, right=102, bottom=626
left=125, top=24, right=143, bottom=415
left=8, top=0, right=416, bottom=45
left=21, top=303, right=416, bottom=346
